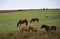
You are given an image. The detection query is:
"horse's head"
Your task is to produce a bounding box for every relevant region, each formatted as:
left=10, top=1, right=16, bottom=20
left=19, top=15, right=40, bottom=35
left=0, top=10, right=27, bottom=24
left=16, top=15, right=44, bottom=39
left=41, top=25, right=47, bottom=29
left=17, top=22, right=20, bottom=27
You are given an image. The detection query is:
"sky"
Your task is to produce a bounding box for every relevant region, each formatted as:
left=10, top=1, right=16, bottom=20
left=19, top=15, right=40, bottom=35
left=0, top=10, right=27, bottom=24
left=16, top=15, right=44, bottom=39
left=0, top=0, right=60, bottom=10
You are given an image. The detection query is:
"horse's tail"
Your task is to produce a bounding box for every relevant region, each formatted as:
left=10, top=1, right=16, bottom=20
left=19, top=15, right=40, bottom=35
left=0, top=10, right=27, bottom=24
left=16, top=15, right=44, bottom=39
left=26, top=21, right=28, bottom=26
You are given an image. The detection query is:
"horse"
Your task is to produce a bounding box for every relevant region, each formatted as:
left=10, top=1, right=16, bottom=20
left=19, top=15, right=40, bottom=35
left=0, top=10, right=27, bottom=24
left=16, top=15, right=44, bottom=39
left=29, top=26, right=37, bottom=32
left=20, top=26, right=37, bottom=39
left=40, top=25, right=56, bottom=32
left=17, top=19, right=28, bottom=27
left=30, top=18, right=39, bottom=23
left=20, top=26, right=30, bottom=32
left=40, top=25, right=56, bottom=39
left=20, top=26, right=37, bottom=32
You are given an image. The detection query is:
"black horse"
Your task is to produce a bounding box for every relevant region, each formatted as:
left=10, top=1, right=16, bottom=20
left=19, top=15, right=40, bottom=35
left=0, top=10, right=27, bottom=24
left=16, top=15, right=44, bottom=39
left=41, top=25, right=56, bottom=32
left=17, top=19, right=28, bottom=27
left=30, top=18, right=39, bottom=23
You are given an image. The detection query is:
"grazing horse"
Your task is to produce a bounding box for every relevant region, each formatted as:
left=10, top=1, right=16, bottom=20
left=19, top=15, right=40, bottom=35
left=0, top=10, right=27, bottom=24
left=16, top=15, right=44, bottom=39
left=41, top=25, right=56, bottom=39
left=20, top=26, right=30, bottom=32
left=40, top=25, right=56, bottom=32
left=29, top=26, right=37, bottom=32
left=30, top=18, right=39, bottom=23
left=20, top=26, right=37, bottom=32
left=17, top=19, right=28, bottom=27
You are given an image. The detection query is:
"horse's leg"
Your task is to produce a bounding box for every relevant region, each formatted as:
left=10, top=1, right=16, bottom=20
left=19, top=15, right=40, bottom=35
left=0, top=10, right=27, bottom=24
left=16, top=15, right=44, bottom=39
left=20, top=31, right=24, bottom=39
left=27, top=30, right=30, bottom=39
left=52, top=30, right=57, bottom=39
left=26, top=21, right=28, bottom=26
left=47, top=31, right=50, bottom=39
left=48, top=31, right=52, bottom=39
left=33, top=31, right=38, bottom=39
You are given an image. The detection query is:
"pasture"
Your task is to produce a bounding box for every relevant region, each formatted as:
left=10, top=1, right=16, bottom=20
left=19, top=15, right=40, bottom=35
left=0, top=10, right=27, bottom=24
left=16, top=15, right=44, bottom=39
left=0, top=9, right=60, bottom=39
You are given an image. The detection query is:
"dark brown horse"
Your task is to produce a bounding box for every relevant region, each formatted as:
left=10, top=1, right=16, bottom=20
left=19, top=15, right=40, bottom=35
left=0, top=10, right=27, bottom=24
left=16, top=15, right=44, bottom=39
left=30, top=18, right=39, bottom=23
left=40, top=25, right=56, bottom=32
left=41, top=25, right=56, bottom=39
left=17, top=19, right=28, bottom=27
left=20, top=26, right=37, bottom=32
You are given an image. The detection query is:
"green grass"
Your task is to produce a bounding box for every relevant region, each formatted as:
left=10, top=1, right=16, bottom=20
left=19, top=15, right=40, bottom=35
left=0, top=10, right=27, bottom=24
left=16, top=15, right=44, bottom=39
left=0, top=10, right=60, bottom=34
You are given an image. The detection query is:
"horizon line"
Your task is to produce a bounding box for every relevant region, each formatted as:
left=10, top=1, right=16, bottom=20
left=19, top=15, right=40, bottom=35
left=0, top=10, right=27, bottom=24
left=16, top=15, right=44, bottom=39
left=0, top=8, right=60, bottom=10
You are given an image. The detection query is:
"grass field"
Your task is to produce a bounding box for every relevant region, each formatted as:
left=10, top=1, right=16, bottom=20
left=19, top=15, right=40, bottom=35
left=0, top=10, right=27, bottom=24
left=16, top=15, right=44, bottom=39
left=0, top=9, right=60, bottom=39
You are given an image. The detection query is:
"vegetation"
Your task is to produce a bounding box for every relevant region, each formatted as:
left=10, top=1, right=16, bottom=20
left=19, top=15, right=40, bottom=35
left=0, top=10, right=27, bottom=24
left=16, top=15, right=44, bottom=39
left=0, top=9, right=60, bottom=39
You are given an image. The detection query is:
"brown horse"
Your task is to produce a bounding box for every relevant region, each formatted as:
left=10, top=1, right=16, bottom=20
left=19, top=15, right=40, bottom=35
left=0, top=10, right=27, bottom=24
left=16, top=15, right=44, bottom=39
left=20, top=26, right=37, bottom=32
left=30, top=18, right=39, bottom=23
left=40, top=25, right=56, bottom=32
left=29, top=26, right=37, bottom=32
left=20, top=26, right=30, bottom=32
left=17, top=19, right=28, bottom=27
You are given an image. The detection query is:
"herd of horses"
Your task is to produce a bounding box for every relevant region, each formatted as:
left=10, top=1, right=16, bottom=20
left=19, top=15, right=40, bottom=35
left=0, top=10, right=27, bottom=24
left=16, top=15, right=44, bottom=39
left=17, top=18, right=39, bottom=26
left=17, top=18, right=56, bottom=33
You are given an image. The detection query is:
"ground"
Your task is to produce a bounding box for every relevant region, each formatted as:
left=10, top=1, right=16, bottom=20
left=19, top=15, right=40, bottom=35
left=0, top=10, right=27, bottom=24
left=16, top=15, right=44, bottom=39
left=0, top=9, right=60, bottom=39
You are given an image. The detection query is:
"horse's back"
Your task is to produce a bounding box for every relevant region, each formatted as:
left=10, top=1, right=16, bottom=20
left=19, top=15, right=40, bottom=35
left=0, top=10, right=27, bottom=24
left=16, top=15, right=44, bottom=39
left=51, top=26, right=56, bottom=31
left=20, top=26, right=30, bottom=32
left=30, top=26, right=37, bottom=32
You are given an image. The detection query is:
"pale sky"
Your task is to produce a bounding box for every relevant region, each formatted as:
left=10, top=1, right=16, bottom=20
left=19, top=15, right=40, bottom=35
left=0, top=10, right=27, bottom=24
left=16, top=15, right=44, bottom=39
left=0, top=0, right=60, bottom=10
